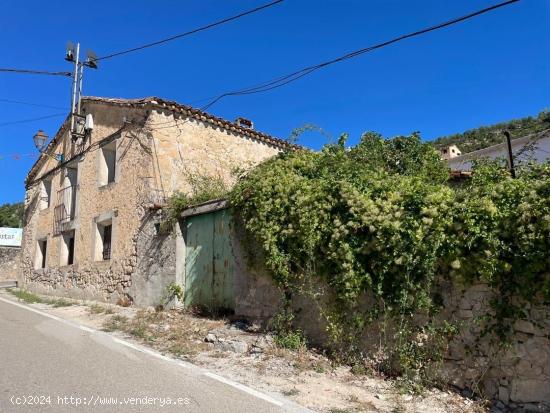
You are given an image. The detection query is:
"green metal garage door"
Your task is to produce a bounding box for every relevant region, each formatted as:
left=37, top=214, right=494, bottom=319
left=184, top=209, right=235, bottom=311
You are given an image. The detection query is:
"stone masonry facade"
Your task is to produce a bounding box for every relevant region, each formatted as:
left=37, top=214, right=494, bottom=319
left=21, top=96, right=286, bottom=306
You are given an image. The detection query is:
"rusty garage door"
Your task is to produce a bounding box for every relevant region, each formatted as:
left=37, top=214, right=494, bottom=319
left=184, top=209, right=235, bottom=311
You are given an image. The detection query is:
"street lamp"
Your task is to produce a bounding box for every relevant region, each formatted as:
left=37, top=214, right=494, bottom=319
left=33, top=130, right=48, bottom=151
left=33, top=130, right=64, bottom=162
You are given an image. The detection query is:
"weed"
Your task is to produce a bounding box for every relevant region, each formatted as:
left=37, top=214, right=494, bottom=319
left=129, top=324, right=152, bottom=341
left=350, top=363, right=367, bottom=376
left=50, top=298, right=73, bottom=308
left=274, top=330, right=307, bottom=351
left=102, top=315, right=128, bottom=332
left=314, top=363, right=326, bottom=374
left=88, top=304, right=105, bottom=314
left=281, top=388, right=300, bottom=397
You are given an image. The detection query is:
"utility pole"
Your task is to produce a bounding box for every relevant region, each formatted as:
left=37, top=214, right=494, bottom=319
left=65, top=42, right=98, bottom=141
left=67, top=42, right=80, bottom=135
left=504, top=130, right=516, bottom=178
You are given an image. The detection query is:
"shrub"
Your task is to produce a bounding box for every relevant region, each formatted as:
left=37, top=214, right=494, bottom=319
left=230, top=131, right=550, bottom=387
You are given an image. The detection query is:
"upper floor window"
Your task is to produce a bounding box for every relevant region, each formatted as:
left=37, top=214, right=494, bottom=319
left=40, top=179, right=52, bottom=210
left=98, top=141, right=117, bottom=187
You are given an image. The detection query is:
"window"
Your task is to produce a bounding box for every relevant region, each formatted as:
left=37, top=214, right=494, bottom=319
left=40, top=179, right=52, bottom=210
left=35, top=238, right=47, bottom=269
left=60, top=231, right=75, bottom=266
left=94, top=219, right=113, bottom=261
left=102, top=225, right=112, bottom=260
left=98, top=141, right=116, bottom=186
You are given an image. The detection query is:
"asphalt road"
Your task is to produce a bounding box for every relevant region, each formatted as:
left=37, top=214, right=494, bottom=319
left=0, top=297, right=308, bottom=413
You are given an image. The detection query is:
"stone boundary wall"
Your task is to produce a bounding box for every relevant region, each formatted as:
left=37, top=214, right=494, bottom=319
left=231, top=229, right=550, bottom=410
left=0, top=246, right=21, bottom=281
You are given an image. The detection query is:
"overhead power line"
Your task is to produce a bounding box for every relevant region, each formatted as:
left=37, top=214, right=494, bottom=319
left=199, top=0, right=520, bottom=110
left=0, top=113, right=65, bottom=128
left=0, top=68, right=71, bottom=77
left=95, top=0, right=285, bottom=62
left=0, top=98, right=66, bottom=110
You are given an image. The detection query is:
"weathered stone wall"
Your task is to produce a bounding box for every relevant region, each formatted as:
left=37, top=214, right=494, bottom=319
left=228, top=231, right=550, bottom=409
left=0, top=246, right=21, bottom=281
left=441, top=283, right=550, bottom=410
left=147, top=110, right=282, bottom=198
left=131, top=210, right=177, bottom=307
left=21, top=102, right=153, bottom=304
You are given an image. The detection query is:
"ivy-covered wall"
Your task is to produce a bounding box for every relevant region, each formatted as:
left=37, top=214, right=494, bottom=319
left=233, top=257, right=550, bottom=407
left=228, top=132, right=550, bottom=408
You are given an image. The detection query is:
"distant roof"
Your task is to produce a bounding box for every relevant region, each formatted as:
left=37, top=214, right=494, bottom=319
left=26, top=96, right=297, bottom=186
left=446, top=129, right=550, bottom=163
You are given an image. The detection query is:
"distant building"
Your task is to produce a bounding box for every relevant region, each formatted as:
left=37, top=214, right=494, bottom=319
left=444, top=131, right=550, bottom=171
left=439, top=144, right=462, bottom=160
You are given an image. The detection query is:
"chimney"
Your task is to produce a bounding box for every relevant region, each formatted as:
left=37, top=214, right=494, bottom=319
left=235, top=117, right=254, bottom=129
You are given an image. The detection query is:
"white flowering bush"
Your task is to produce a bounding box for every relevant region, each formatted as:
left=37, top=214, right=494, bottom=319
left=230, top=132, right=550, bottom=385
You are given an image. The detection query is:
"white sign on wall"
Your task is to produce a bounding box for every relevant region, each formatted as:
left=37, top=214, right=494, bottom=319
left=0, top=228, right=22, bottom=247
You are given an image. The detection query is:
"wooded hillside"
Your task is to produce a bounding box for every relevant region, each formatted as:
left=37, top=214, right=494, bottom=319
left=0, top=202, right=24, bottom=228
left=431, top=110, right=550, bottom=154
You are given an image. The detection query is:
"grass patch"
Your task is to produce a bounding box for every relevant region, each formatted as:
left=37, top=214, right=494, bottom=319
left=8, top=288, right=43, bottom=304
left=7, top=289, right=74, bottom=308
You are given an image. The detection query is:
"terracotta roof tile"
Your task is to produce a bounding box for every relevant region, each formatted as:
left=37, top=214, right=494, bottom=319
left=26, top=96, right=297, bottom=186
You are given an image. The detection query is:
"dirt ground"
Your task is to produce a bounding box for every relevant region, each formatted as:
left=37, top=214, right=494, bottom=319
left=1, top=289, right=487, bottom=413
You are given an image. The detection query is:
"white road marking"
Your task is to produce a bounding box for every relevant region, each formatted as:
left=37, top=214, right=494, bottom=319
left=0, top=296, right=287, bottom=409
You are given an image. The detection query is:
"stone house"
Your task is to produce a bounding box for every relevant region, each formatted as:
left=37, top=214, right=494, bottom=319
left=20, top=96, right=290, bottom=306
left=439, top=144, right=462, bottom=160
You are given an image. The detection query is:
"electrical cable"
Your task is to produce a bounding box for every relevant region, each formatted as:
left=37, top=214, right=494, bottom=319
left=0, top=113, right=66, bottom=128
left=0, top=68, right=71, bottom=77
left=199, top=0, right=520, bottom=111
left=95, top=0, right=285, bottom=62
left=0, top=98, right=66, bottom=110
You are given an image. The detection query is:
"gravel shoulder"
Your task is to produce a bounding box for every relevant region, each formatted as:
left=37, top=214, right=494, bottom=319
left=0, top=289, right=487, bottom=413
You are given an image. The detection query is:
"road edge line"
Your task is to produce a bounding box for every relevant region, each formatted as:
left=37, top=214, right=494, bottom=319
left=0, top=296, right=290, bottom=409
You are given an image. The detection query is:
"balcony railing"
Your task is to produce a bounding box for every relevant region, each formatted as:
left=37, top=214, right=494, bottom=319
left=54, top=184, right=77, bottom=234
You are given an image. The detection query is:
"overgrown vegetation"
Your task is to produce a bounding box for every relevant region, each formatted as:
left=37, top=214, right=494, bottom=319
left=431, top=109, right=550, bottom=154
left=162, top=173, right=230, bottom=232
left=229, top=131, right=550, bottom=389
left=162, top=282, right=184, bottom=307
left=0, top=202, right=24, bottom=228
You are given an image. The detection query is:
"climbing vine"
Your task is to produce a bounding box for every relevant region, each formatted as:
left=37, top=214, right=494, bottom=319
left=229, top=131, right=550, bottom=386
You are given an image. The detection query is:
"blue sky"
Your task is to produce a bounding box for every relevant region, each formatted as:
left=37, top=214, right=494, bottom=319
left=0, top=0, right=548, bottom=203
